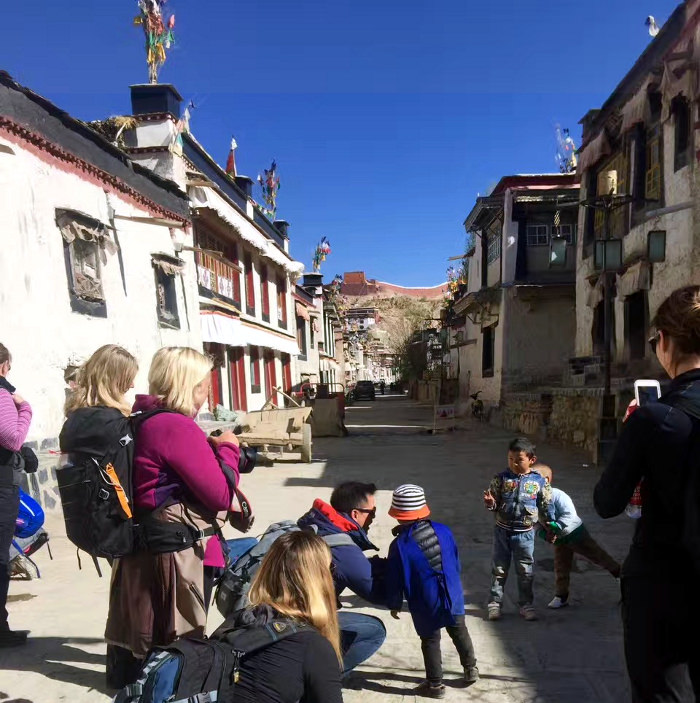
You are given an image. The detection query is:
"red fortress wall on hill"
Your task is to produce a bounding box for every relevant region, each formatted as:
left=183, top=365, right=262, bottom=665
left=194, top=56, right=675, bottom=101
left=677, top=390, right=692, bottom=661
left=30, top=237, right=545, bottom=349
left=340, top=271, right=447, bottom=300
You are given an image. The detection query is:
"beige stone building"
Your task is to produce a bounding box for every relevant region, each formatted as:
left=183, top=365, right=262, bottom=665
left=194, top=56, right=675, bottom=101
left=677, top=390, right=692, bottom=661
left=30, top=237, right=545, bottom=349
left=449, top=174, right=579, bottom=414
left=575, top=0, right=700, bottom=381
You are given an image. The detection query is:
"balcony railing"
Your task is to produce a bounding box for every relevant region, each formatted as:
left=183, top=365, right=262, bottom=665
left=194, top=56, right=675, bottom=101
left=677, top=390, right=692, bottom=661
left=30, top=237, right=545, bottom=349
left=195, top=249, right=240, bottom=305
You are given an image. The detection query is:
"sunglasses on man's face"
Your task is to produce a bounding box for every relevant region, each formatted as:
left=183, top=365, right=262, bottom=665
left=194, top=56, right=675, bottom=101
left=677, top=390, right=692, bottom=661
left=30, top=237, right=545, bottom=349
left=648, top=331, right=661, bottom=355
left=354, top=507, right=377, bottom=518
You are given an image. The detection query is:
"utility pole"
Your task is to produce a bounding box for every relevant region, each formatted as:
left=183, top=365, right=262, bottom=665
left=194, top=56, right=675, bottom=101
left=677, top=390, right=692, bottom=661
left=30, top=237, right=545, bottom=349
left=582, top=175, right=632, bottom=465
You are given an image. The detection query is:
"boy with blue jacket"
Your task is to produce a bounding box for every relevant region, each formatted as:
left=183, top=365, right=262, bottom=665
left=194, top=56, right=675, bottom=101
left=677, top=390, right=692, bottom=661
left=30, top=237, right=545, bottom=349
left=483, top=437, right=553, bottom=622
left=534, top=464, right=620, bottom=609
left=386, top=484, right=478, bottom=699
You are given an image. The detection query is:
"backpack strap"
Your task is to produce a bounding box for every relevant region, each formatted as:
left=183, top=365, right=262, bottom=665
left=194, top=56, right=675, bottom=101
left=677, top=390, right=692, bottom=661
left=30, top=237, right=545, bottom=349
left=222, top=619, right=312, bottom=685
left=321, top=532, right=355, bottom=548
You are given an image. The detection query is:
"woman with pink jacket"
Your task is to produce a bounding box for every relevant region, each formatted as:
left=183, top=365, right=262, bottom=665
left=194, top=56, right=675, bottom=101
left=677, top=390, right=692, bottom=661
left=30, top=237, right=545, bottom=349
left=105, top=347, right=240, bottom=687
left=0, top=343, right=32, bottom=647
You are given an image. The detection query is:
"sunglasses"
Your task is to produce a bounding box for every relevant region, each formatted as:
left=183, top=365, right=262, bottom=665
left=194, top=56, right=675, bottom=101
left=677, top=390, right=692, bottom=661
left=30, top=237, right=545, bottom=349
left=648, top=331, right=661, bottom=355
left=354, top=507, right=377, bottom=518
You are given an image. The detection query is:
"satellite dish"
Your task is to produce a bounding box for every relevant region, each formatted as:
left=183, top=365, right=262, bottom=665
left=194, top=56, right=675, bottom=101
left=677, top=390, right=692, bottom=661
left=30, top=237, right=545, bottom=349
left=646, top=15, right=660, bottom=37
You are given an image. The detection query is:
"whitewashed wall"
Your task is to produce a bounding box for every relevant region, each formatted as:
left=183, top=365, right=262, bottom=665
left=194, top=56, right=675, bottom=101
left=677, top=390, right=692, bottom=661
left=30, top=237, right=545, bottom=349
left=0, top=136, right=202, bottom=441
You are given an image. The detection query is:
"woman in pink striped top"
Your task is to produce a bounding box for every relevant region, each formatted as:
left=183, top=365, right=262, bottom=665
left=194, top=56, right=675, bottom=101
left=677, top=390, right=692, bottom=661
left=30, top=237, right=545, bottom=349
left=0, top=342, right=32, bottom=647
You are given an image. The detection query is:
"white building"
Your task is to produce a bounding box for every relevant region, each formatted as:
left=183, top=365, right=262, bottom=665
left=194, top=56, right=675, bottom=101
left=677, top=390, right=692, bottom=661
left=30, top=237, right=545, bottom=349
left=124, top=84, right=305, bottom=413
left=0, top=74, right=199, bottom=442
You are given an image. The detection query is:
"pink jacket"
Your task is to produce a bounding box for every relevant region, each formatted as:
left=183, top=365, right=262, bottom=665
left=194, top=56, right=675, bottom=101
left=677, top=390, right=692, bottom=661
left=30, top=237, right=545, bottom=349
left=0, top=388, right=32, bottom=453
left=132, top=395, right=239, bottom=567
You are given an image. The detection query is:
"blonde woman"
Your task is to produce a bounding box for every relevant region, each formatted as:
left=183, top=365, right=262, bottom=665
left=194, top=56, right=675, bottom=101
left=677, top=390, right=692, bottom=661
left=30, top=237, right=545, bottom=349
left=228, top=530, right=343, bottom=703
left=59, top=345, right=140, bottom=682
left=105, top=347, right=240, bottom=685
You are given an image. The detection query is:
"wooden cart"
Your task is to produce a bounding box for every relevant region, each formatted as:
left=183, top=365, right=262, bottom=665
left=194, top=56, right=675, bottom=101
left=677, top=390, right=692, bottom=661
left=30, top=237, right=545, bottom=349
left=238, top=388, right=314, bottom=463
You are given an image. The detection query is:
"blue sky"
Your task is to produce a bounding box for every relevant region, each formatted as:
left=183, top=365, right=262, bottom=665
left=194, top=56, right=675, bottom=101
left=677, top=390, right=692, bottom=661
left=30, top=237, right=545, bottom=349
left=0, top=0, right=678, bottom=285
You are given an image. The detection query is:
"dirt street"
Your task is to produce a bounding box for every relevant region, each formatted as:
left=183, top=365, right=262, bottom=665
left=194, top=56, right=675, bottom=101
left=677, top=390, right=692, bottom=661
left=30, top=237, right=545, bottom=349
left=0, top=396, right=633, bottom=702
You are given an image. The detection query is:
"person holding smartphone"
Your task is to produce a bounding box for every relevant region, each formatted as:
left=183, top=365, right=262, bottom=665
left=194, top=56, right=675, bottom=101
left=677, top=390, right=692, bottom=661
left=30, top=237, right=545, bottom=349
left=594, top=286, right=700, bottom=702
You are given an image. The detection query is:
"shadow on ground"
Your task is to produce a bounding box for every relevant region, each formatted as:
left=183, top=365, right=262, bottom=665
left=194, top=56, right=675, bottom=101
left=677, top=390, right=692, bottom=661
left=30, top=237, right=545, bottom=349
left=292, top=395, right=631, bottom=702
left=1, top=637, right=110, bottom=697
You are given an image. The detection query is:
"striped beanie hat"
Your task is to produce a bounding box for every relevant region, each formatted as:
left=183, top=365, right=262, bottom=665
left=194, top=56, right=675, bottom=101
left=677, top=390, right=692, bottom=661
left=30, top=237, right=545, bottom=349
left=389, top=484, right=430, bottom=520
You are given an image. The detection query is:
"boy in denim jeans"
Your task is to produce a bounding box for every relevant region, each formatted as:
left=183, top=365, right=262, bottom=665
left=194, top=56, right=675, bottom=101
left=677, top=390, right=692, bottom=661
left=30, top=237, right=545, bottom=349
left=483, top=437, right=553, bottom=621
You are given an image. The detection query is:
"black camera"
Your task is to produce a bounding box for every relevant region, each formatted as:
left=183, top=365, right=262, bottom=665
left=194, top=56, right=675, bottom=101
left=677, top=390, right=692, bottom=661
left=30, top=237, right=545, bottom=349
left=238, top=446, right=257, bottom=474
left=210, top=429, right=258, bottom=474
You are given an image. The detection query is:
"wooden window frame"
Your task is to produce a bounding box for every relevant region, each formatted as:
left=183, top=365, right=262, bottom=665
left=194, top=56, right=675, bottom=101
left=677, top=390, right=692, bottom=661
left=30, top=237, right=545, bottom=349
left=486, top=233, right=501, bottom=264
left=244, top=253, right=256, bottom=316
left=249, top=347, right=261, bottom=394
left=260, top=264, right=270, bottom=322
left=277, top=276, right=288, bottom=329
left=153, top=266, right=181, bottom=329
left=296, top=317, right=308, bottom=361
left=645, top=125, right=662, bottom=202
left=526, top=224, right=549, bottom=247
left=673, top=97, right=691, bottom=172
left=282, top=353, right=293, bottom=394
left=63, top=238, right=108, bottom=317
left=482, top=326, right=495, bottom=378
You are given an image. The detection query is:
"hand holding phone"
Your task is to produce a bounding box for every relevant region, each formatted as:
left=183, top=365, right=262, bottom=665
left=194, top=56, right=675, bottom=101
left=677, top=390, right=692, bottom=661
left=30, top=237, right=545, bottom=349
left=634, top=380, right=661, bottom=407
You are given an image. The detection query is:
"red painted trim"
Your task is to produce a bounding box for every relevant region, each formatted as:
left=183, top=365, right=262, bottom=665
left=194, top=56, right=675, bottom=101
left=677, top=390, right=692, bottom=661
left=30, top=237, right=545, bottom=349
left=0, top=118, right=189, bottom=225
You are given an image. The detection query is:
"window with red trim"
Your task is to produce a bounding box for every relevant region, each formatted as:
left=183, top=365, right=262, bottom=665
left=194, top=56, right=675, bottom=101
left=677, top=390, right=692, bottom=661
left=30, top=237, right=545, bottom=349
left=244, top=253, right=255, bottom=315
left=249, top=347, right=261, bottom=393
left=231, top=243, right=241, bottom=308
left=282, top=353, right=292, bottom=393
left=277, top=276, right=288, bottom=328
left=260, top=265, right=270, bottom=321
left=264, top=350, right=276, bottom=400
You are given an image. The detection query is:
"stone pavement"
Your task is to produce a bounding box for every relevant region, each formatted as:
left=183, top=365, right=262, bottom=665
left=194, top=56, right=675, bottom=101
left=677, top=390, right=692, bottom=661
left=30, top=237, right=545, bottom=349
left=0, top=396, right=634, bottom=702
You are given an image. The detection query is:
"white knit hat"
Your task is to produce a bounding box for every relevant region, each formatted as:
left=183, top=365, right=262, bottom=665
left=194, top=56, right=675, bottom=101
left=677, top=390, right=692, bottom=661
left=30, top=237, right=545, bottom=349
left=389, top=484, right=430, bottom=520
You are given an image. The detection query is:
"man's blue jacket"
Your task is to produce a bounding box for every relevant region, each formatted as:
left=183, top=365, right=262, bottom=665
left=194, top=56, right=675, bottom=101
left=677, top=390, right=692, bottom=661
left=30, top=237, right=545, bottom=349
left=298, top=499, right=386, bottom=606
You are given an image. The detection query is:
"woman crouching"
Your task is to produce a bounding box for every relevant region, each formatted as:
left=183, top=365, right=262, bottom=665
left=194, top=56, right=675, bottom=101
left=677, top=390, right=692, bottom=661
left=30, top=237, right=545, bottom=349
left=229, top=530, right=343, bottom=703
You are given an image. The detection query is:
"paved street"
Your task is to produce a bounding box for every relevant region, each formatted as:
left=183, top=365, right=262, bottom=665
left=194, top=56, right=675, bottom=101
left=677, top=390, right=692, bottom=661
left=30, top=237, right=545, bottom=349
left=1, top=396, right=633, bottom=702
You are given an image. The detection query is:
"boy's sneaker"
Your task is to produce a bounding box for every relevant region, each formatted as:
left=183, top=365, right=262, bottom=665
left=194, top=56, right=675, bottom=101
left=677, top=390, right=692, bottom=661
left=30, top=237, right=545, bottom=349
left=548, top=595, right=569, bottom=609
left=519, top=605, right=538, bottom=621
left=487, top=602, right=501, bottom=621
left=464, top=666, right=480, bottom=685
left=415, top=681, right=446, bottom=699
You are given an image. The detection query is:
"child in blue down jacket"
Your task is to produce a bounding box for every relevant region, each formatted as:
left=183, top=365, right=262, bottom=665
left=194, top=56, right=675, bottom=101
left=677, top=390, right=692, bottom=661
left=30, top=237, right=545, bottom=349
left=385, top=484, right=478, bottom=699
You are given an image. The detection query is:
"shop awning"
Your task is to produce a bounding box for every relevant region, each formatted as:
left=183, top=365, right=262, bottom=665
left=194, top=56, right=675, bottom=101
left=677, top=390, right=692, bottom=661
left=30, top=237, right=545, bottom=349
left=295, top=301, right=310, bottom=321
left=240, top=322, right=300, bottom=356
left=200, top=312, right=300, bottom=355
left=201, top=312, right=243, bottom=346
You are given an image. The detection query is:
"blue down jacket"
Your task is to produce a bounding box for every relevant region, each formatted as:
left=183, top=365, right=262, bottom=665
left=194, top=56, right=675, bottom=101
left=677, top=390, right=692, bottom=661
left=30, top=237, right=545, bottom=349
left=385, top=520, right=465, bottom=637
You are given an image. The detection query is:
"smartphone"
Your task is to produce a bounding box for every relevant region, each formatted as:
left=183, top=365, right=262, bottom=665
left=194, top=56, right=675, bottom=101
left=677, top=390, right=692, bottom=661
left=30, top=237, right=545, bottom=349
left=634, top=379, right=661, bottom=406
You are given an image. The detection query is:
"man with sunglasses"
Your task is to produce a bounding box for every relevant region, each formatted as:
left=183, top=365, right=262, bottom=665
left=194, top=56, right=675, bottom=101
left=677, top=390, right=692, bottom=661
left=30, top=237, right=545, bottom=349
left=298, top=481, right=387, bottom=675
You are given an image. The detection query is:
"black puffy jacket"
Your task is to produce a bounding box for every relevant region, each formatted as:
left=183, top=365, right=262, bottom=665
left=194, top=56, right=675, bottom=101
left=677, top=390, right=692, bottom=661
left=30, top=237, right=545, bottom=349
left=393, top=520, right=442, bottom=571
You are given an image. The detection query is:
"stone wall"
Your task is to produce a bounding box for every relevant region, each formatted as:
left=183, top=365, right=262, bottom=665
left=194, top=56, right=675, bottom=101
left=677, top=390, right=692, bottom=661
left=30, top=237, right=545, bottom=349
left=502, top=392, right=553, bottom=440
left=499, top=387, right=610, bottom=461
left=547, top=390, right=603, bottom=457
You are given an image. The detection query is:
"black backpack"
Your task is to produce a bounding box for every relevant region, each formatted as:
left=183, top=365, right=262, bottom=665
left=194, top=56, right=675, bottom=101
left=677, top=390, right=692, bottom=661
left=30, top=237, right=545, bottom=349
left=58, top=407, right=145, bottom=564
left=114, top=618, right=311, bottom=703
left=58, top=407, right=226, bottom=573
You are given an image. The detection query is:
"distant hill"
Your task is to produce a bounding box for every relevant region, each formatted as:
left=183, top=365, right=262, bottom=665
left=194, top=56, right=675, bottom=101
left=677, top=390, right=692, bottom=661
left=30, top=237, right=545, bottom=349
left=340, top=271, right=447, bottom=300
left=339, top=272, right=444, bottom=354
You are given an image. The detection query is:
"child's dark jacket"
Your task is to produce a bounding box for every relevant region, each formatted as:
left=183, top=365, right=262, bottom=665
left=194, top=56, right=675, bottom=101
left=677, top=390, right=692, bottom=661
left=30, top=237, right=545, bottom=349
left=385, top=520, right=465, bottom=637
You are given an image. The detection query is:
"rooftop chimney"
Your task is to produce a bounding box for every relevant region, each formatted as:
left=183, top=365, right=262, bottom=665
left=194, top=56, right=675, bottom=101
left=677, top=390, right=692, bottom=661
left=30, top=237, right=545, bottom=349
left=235, top=176, right=254, bottom=197
left=130, top=84, right=183, bottom=119
left=274, top=220, right=290, bottom=238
